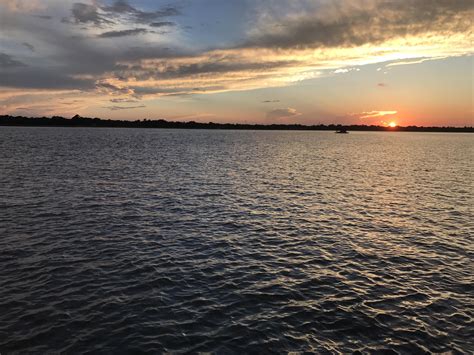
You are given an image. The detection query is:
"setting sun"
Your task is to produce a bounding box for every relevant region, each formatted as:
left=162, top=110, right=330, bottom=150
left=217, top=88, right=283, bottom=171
left=389, top=122, right=397, bottom=128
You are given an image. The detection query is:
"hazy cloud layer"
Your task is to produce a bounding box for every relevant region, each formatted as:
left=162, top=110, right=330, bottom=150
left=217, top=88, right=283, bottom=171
left=150, top=21, right=176, bottom=28
left=104, top=104, right=146, bottom=111
left=98, top=28, right=148, bottom=38
left=266, top=107, right=301, bottom=120
left=0, top=53, right=26, bottom=68
left=110, top=98, right=140, bottom=103
left=69, top=0, right=180, bottom=26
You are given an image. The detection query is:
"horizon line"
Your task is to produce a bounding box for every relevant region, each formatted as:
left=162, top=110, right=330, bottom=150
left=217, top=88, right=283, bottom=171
left=0, top=114, right=473, bottom=132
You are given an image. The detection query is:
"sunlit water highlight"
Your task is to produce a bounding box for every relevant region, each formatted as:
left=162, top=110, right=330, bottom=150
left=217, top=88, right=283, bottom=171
left=0, top=127, right=472, bottom=353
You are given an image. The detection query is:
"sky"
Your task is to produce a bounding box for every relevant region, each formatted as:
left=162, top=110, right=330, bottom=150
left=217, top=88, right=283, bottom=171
left=0, top=0, right=473, bottom=126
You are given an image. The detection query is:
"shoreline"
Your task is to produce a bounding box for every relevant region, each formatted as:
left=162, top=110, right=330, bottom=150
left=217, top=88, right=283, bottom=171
left=1, top=115, right=473, bottom=133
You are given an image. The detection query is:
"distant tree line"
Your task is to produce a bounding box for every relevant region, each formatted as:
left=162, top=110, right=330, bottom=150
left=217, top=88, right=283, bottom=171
left=0, top=114, right=472, bottom=132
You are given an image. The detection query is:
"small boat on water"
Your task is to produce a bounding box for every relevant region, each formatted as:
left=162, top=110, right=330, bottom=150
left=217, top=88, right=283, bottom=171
left=335, top=129, right=349, bottom=134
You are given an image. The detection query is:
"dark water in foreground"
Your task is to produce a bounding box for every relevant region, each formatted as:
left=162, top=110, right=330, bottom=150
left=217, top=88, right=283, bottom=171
left=0, top=127, right=472, bottom=354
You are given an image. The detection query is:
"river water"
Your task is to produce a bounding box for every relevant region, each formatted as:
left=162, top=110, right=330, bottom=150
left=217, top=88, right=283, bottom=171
left=0, top=127, right=472, bottom=353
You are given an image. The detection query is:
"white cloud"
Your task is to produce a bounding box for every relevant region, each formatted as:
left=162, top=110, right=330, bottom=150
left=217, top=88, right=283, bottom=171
left=357, top=110, right=398, bottom=119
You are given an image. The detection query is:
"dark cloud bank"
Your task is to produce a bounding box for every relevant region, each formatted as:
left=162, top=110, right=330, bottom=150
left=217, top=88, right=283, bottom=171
left=244, top=0, right=473, bottom=49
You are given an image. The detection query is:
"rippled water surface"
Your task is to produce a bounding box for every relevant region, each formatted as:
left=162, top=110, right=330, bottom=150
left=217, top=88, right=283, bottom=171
left=1, top=127, right=473, bottom=353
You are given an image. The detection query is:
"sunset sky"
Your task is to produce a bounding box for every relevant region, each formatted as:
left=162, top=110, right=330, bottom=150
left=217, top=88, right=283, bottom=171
left=1, top=0, right=473, bottom=126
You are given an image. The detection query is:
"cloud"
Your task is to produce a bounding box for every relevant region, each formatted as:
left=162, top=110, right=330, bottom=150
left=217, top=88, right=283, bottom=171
left=104, top=104, right=146, bottom=111
left=71, top=3, right=111, bottom=25
left=245, top=0, right=473, bottom=49
left=334, top=68, right=360, bottom=74
left=0, top=53, right=26, bottom=67
left=104, top=50, right=308, bottom=97
left=22, top=42, right=35, bottom=52
left=135, top=6, right=179, bottom=23
left=69, top=1, right=179, bottom=26
left=101, top=0, right=135, bottom=14
left=95, top=81, right=134, bottom=95
left=377, top=83, right=387, bottom=87
left=344, top=110, right=399, bottom=125
left=266, top=107, right=301, bottom=120
left=95, top=0, right=472, bottom=99
left=129, top=85, right=226, bottom=96
left=101, top=0, right=180, bottom=24
left=109, top=98, right=140, bottom=103
left=133, top=7, right=179, bottom=23
left=98, top=28, right=148, bottom=38
left=0, top=89, right=91, bottom=116
left=0, top=69, right=95, bottom=89
left=386, top=57, right=447, bottom=67
left=33, top=15, right=52, bottom=20
left=1, top=0, right=43, bottom=12
left=357, top=110, right=398, bottom=119
left=122, top=57, right=297, bottom=78
left=150, top=21, right=176, bottom=28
